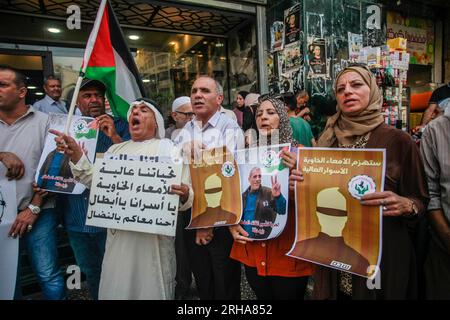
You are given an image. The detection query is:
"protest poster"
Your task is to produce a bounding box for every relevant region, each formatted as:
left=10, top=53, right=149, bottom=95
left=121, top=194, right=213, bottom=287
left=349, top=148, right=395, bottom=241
left=35, top=113, right=98, bottom=194
left=0, top=164, right=18, bottom=299
left=187, top=147, right=241, bottom=229
left=86, top=154, right=182, bottom=236
left=284, top=4, right=301, bottom=46
left=236, top=144, right=290, bottom=240
left=288, top=148, right=385, bottom=278
left=270, top=21, right=285, bottom=52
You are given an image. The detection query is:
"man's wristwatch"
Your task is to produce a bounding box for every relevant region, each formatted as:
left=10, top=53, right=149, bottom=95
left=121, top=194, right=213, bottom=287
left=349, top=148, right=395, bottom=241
left=28, top=204, right=41, bottom=215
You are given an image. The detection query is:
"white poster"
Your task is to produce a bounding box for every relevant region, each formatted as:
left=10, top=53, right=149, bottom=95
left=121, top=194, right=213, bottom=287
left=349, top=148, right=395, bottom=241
left=236, top=144, right=290, bottom=240
left=0, top=164, right=18, bottom=299
left=35, top=113, right=98, bottom=194
left=86, top=155, right=182, bottom=236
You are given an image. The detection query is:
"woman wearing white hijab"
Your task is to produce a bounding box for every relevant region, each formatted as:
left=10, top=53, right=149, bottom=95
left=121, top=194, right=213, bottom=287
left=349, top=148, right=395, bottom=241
left=52, top=99, right=193, bottom=299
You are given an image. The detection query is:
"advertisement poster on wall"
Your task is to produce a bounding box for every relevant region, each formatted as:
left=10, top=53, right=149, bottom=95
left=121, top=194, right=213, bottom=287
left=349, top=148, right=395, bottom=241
left=386, top=11, right=434, bottom=65
left=270, top=21, right=285, bottom=52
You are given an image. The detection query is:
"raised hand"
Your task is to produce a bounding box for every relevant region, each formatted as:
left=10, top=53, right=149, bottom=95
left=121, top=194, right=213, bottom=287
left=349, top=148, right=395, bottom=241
left=271, top=174, right=281, bottom=197
left=49, top=129, right=83, bottom=163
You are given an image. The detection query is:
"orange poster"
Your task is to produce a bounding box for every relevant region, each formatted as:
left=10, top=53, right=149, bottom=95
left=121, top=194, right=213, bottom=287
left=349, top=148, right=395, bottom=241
left=187, top=147, right=242, bottom=229
left=287, top=148, right=385, bottom=278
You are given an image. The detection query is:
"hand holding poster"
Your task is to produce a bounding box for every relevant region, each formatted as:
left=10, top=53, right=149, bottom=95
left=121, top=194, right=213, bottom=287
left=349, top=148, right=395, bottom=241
left=187, top=147, right=241, bottom=229
left=35, top=113, right=98, bottom=194
left=237, top=144, right=290, bottom=240
left=288, top=148, right=385, bottom=278
left=86, top=154, right=182, bottom=236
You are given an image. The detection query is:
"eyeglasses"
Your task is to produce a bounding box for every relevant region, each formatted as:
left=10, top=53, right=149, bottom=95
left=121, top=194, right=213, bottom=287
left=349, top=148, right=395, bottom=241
left=176, top=111, right=195, bottom=117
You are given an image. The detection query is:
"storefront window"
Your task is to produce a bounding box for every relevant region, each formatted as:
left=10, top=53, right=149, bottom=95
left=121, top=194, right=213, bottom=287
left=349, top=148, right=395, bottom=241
left=0, top=10, right=258, bottom=118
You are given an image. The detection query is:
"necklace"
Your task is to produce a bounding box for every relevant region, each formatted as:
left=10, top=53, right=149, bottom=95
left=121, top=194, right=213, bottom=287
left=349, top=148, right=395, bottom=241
left=338, top=133, right=370, bottom=149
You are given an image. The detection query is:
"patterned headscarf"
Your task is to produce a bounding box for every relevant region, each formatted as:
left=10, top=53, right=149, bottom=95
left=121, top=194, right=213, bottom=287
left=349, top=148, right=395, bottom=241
left=255, top=96, right=298, bottom=146
left=317, top=65, right=384, bottom=147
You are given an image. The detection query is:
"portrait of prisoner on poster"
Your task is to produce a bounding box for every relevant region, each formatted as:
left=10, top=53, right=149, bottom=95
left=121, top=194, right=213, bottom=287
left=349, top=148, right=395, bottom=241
left=35, top=113, right=99, bottom=194
left=236, top=145, right=290, bottom=240
left=288, top=148, right=384, bottom=278
left=187, top=147, right=242, bottom=229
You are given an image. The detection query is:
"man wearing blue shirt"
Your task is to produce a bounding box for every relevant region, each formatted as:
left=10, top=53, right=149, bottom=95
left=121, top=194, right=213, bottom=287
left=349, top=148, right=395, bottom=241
left=241, top=167, right=286, bottom=239
left=33, top=76, right=67, bottom=114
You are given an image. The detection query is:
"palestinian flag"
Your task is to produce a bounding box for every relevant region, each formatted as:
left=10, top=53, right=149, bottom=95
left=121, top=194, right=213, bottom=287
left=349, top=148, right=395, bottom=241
left=82, top=0, right=145, bottom=120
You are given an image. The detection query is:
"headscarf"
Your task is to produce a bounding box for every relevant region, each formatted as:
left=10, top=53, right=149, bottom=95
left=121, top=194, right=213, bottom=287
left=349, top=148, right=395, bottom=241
left=127, top=99, right=165, bottom=139
left=317, top=65, right=384, bottom=147
left=256, top=96, right=298, bottom=146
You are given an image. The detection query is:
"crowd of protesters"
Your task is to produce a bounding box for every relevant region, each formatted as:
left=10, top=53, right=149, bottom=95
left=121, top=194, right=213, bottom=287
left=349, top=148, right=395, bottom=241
left=1, top=63, right=449, bottom=300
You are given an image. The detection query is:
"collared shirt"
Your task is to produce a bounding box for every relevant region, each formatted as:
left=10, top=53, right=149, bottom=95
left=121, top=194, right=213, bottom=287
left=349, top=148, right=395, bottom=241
left=59, top=116, right=130, bottom=233
left=220, top=106, right=237, bottom=122
left=420, top=115, right=450, bottom=226
left=174, top=111, right=244, bottom=151
left=0, top=106, right=54, bottom=210
left=33, top=95, right=67, bottom=114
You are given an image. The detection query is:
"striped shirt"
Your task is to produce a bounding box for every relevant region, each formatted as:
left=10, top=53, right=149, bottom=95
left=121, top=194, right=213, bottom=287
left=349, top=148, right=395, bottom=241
left=420, top=114, right=450, bottom=245
left=58, top=116, right=130, bottom=233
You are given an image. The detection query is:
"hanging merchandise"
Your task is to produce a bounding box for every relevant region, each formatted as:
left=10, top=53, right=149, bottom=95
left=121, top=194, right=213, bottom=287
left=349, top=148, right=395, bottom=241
left=270, top=21, right=285, bottom=52
left=284, top=4, right=301, bottom=46
left=359, top=40, right=410, bottom=132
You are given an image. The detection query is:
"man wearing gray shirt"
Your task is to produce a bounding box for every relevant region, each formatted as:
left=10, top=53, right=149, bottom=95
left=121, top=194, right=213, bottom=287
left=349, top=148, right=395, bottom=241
left=0, top=65, right=65, bottom=299
left=33, top=75, right=67, bottom=114
left=420, top=107, right=450, bottom=299
left=175, top=75, right=243, bottom=300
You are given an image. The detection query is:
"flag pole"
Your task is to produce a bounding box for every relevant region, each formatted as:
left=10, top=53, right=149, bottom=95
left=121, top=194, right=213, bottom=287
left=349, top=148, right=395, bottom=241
left=63, top=74, right=84, bottom=135
left=63, top=0, right=108, bottom=135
